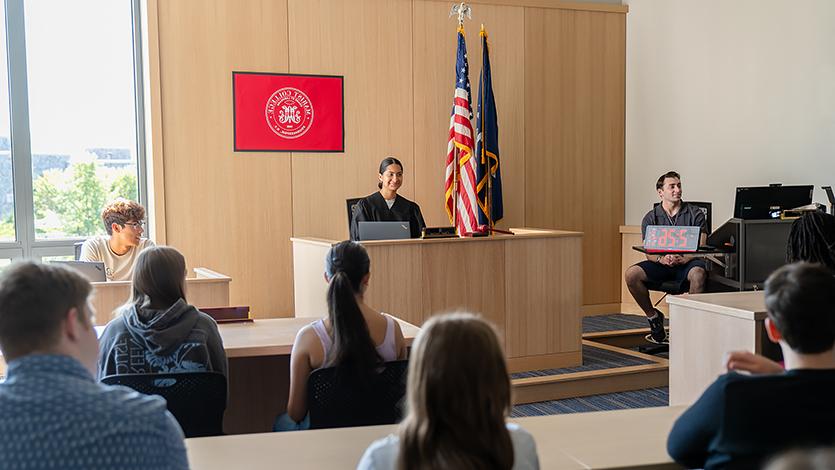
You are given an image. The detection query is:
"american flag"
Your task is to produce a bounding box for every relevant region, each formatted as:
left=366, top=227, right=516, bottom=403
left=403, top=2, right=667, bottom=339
left=445, top=27, right=479, bottom=235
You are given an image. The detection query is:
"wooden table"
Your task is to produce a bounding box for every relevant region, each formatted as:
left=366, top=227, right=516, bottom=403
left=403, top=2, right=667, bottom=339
left=293, top=228, right=584, bottom=373
left=667, top=291, right=772, bottom=405
left=221, top=317, right=420, bottom=435
left=187, top=405, right=686, bottom=469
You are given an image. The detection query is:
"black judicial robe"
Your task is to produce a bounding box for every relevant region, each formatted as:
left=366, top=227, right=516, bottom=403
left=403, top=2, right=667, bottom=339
left=350, top=192, right=426, bottom=241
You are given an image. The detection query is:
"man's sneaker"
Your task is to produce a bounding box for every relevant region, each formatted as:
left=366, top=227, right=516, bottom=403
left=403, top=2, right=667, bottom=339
left=645, top=309, right=669, bottom=344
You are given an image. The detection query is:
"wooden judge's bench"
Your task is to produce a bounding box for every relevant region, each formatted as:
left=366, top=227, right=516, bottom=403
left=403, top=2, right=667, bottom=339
left=292, top=228, right=584, bottom=373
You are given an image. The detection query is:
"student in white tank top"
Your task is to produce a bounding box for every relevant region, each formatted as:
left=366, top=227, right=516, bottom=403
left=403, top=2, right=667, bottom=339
left=275, top=241, right=406, bottom=432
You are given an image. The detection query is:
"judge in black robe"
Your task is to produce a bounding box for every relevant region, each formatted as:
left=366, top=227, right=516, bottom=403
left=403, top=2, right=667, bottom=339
left=350, top=157, right=426, bottom=241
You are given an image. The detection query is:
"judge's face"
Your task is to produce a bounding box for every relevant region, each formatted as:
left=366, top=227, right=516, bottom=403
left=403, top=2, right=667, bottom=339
left=379, top=164, right=403, bottom=193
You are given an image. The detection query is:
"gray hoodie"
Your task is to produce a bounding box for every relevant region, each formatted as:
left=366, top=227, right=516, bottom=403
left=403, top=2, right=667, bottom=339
left=97, top=299, right=228, bottom=381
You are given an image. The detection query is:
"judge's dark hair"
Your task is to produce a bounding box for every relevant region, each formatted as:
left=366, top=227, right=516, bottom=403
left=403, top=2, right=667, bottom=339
left=325, top=241, right=381, bottom=376
left=126, top=246, right=187, bottom=312
left=787, top=212, right=835, bottom=272
left=378, top=156, right=403, bottom=189
left=765, top=262, right=835, bottom=354
left=656, top=171, right=681, bottom=190
left=397, top=313, right=513, bottom=470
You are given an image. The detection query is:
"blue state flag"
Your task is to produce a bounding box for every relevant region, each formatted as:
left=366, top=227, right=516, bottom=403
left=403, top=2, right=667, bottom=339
left=475, top=27, right=503, bottom=227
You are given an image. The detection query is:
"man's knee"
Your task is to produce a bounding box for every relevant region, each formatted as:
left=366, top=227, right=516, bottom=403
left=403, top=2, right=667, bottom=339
left=688, top=267, right=706, bottom=283
left=625, top=265, right=647, bottom=286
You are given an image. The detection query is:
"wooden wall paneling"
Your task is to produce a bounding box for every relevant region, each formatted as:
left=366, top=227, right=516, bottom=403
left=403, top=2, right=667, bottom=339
left=420, top=240, right=506, bottom=331
left=524, top=8, right=625, bottom=306
left=413, top=0, right=628, bottom=14
left=504, top=236, right=582, bottom=358
left=288, top=0, right=415, bottom=241
left=142, top=0, right=166, bottom=244
left=156, top=0, right=294, bottom=318
left=363, top=244, right=425, bottom=327
left=412, top=1, right=525, bottom=229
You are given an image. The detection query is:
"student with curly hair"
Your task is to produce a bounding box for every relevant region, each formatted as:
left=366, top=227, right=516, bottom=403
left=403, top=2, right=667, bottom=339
left=79, top=198, right=155, bottom=281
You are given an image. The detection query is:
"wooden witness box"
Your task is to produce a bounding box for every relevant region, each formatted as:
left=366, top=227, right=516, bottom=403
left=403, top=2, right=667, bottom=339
left=292, top=228, right=584, bottom=373
left=89, top=267, right=232, bottom=325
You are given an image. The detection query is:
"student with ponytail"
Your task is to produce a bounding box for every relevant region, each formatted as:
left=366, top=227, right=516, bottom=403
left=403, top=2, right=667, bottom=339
left=275, top=241, right=407, bottom=431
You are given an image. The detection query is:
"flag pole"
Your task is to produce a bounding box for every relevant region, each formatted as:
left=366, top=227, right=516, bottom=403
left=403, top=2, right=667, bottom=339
left=450, top=2, right=471, bottom=235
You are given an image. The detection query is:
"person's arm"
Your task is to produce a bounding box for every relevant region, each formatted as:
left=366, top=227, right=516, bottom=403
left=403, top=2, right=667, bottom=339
left=413, top=203, right=426, bottom=237
left=350, top=200, right=370, bottom=241
left=724, top=350, right=783, bottom=375
left=286, top=327, right=315, bottom=423
left=78, top=239, right=99, bottom=262
left=204, top=316, right=229, bottom=379
left=393, top=320, right=407, bottom=360
left=667, top=375, right=728, bottom=468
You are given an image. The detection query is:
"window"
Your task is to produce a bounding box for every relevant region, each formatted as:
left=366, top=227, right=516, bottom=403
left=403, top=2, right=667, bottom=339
left=0, top=0, right=146, bottom=261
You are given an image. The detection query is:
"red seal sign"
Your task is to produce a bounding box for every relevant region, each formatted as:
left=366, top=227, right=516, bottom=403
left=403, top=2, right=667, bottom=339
left=233, top=72, right=344, bottom=152
left=265, top=87, right=314, bottom=139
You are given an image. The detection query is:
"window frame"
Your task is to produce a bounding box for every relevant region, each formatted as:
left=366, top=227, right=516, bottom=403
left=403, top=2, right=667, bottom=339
left=0, top=0, right=148, bottom=262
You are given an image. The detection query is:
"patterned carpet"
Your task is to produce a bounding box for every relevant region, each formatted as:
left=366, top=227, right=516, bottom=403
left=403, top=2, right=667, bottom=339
left=511, top=345, right=654, bottom=379
left=508, top=313, right=670, bottom=417
left=511, top=387, right=669, bottom=417
left=582, top=313, right=667, bottom=333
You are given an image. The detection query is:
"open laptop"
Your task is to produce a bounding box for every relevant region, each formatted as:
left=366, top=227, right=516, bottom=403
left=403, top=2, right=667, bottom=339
left=357, top=221, right=411, bottom=241
left=52, top=260, right=107, bottom=282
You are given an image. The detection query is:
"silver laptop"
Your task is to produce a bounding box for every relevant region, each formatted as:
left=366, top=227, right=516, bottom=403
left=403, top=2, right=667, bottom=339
left=52, top=260, right=107, bottom=282
left=357, top=221, right=411, bottom=241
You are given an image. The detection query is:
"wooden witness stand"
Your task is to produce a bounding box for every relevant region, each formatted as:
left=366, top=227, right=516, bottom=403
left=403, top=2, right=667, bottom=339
left=292, top=228, right=584, bottom=373
left=89, top=267, right=232, bottom=325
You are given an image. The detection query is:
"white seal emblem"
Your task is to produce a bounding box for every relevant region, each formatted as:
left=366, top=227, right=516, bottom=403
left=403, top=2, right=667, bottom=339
left=265, top=87, right=314, bottom=139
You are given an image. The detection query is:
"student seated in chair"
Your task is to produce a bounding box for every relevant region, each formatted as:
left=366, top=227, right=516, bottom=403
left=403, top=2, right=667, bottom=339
left=79, top=198, right=155, bottom=281
left=276, top=240, right=407, bottom=431
left=0, top=261, right=188, bottom=469
left=667, top=263, right=835, bottom=469
left=97, top=246, right=227, bottom=380
left=624, top=171, right=707, bottom=344
left=725, top=211, right=835, bottom=374
left=358, top=312, right=540, bottom=470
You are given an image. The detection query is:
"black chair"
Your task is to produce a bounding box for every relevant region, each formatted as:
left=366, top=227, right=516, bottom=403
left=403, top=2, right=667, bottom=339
left=346, top=197, right=362, bottom=233
left=307, top=360, right=408, bottom=430
left=101, top=372, right=227, bottom=437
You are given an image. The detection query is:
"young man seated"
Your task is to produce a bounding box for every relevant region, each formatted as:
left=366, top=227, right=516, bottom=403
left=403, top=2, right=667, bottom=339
left=624, top=171, right=708, bottom=344
left=79, top=198, right=155, bottom=281
left=0, top=261, right=188, bottom=469
left=667, top=262, right=835, bottom=469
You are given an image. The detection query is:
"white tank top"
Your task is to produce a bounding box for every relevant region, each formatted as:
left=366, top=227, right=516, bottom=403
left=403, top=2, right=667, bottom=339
left=311, top=314, right=398, bottom=366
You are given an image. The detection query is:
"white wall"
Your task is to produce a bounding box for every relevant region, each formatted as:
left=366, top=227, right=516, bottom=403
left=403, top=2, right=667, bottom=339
left=624, top=0, right=835, bottom=225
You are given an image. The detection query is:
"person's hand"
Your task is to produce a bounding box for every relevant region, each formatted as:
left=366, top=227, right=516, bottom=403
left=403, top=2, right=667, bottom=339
left=658, top=255, right=674, bottom=266
left=724, top=350, right=784, bottom=375
left=669, top=254, right=686, bottom=266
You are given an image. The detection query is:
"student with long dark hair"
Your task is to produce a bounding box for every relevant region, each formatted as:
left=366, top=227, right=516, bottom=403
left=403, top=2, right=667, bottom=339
left=97, top=246, right=227, bottom=380
left=358, top=313, right=539, bottom=469
left=276, top=240, right=407, bottom=431
left=349, top=156, right=426, bottom=240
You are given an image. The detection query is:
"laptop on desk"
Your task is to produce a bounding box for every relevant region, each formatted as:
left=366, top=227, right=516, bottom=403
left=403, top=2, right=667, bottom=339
left=52, top=260, right=107, bottom=282
left=357, top=221, right=411, bottom=241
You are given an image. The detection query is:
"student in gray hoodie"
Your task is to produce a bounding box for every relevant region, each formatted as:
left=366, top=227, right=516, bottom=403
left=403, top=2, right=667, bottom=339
left=97, top=246, right=227, bottom=380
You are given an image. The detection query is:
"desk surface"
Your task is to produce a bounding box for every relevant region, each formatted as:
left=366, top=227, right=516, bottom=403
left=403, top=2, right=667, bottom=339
left=666, top=291, right=766, bottom=320
left=186, top=405, right=685, bottom=469
left=219, top=316, right=420, bottom=358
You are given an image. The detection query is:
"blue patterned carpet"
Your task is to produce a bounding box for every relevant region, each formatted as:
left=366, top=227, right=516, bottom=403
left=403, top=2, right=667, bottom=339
left=511, top=387, right=669, bottom=417
left=583, top=313, right=667, bottom=333
left=511, top=345, right=654, bottom=379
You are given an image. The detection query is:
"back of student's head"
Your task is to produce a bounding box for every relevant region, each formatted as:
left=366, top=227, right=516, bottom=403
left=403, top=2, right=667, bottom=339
left=787, top=212, right=835, bottom=272
left=324, top=241, right=380, bottom=373
left=398, top=312, right=513, bottom=470
left=0, top=261, right=91, bottom=360
left=129, top=246, right=187, bottom=310
left=765, top=262, right=835, bottom=354
left=765, top=447, right=835, bottom=470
